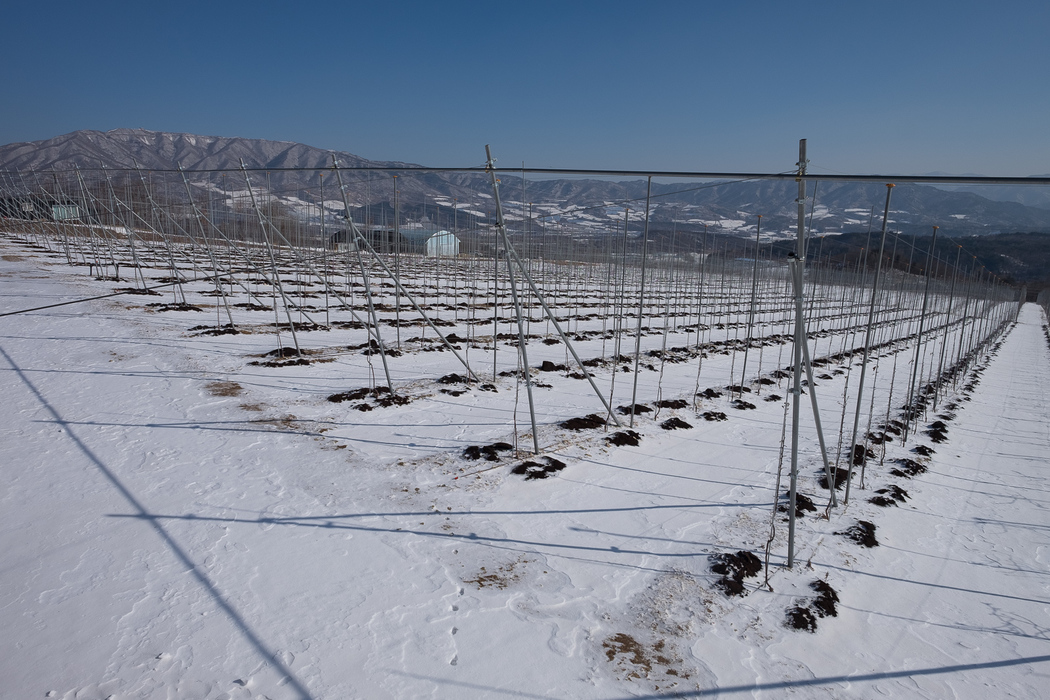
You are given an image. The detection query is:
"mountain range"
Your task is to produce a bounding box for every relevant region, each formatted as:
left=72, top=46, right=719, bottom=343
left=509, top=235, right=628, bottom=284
left=2, top=129, right=1050, bottom=239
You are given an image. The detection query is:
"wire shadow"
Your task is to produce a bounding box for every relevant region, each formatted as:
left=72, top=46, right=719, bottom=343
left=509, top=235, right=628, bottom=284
left=391, top=654, right=1050, bottom=699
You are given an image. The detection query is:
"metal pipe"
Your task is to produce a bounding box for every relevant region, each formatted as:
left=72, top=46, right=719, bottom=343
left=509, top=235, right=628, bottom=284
left=844, top=184, right=895, bottom=504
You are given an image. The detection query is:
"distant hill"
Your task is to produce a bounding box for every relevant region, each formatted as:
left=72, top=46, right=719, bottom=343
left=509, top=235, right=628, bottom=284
left=767, top=231, right=1050, bottom=292
left=3, top=129, right=1050, bottom=239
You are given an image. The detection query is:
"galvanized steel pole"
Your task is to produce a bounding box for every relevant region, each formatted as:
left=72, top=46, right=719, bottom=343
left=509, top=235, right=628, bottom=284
left=845, top=183, right=895, bottom=504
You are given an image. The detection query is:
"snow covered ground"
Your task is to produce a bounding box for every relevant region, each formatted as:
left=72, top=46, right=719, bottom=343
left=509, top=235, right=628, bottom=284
left=2, top=234, right=1047, bottom=699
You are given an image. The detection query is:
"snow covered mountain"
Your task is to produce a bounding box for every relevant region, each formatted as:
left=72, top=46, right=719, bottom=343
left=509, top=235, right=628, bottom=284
left=3, top=128, right=1050, bottom=238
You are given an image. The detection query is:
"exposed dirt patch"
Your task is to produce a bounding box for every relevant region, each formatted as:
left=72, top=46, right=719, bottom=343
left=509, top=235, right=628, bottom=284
left=702, top=411, right=728, bottom=422
left=464, top=558, right=526, bottom=590
left=603, top=634, right=652, bottom=678
left=205, top=381, right=243, bottom=397
left=602, top=633, right=686, bottom=683
left=913, top=444, right=935, bottom=457
left=697, top=388, right=723, bottom=399
left=731, top=399, right=756, bottom=410
left=660, top=417, right=692, bottom=430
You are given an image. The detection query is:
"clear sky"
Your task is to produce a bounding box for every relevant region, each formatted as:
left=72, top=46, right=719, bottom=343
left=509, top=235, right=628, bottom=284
left=4, top=0, right=1047, bottom=176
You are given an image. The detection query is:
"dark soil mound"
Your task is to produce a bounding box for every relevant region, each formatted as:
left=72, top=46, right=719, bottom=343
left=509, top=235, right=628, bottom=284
left=892, top=458, right=928, bottom=477
left=605, top=430, right=641, bottom=447
left=438, top=373, right=468, bottom=385
left=867, top=431, right=888, bottom=445
left=463, top=442, right=514, bottom=461
left=511, top=456, right=567, bottom=480
left=697, top=388, right=723, bottom=399
left=616, top=403, right=652, bottom=415
left=114, top=287, right=162, bottom=296
left=375, top=393, right=411, bottom=407
left=731, top=399, right=756, bottom=410
left=873, top=484, right=909, bottom=505
left=810, top=579, right=839, bottom=617
left=250, top=358, right=310, bottom=367
left=779, top=491, right=817, bottom=518
left=913, top=444, right=935, bottom=457
left=725, top=385, right=752, bottom=394
left=702, top=411, right=728, bottom=422
left=147, top=302, right=203, bottom=312
left=655, top=399, right=688, bottom=409
left=838, top=520, right=878, bottom=547
left=818, top=468, right=852, bottom=490
left=264, top=347, right=303, bottom=358
left=851, top=443, right=876, bottom=466
left=660, top=417, right=692, bottom=430
left=191, top=324, right=239, bottom=336
left=560, top=414, right=607, bottom=431
left=711, top=550, right=762, bottom=597
left=786, top=605, right=817, bottom=632
left=764, top=394, right=783, bottom=402
left=925, top=420, right=949, bottom=443
left=538, top=360, right=567, bottom=372
left=328, top=387, right=371, bottom=403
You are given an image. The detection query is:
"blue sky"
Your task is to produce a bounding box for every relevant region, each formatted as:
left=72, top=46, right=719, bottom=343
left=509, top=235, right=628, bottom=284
left=4, top=1, right=1047, bottom=175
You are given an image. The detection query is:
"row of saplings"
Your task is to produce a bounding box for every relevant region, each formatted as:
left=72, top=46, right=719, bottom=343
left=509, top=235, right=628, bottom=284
left=714, top=335, right=998, bottom=632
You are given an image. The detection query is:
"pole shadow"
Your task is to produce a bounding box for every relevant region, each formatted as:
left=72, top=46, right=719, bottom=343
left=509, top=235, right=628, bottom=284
left=0, top=344, right=315, bottom=700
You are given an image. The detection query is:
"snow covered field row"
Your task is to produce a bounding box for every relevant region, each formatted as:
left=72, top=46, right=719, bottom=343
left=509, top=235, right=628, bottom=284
left=2, top=232, right=1045, bottom=698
